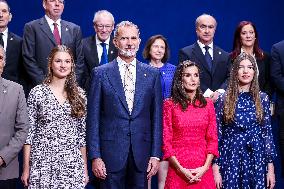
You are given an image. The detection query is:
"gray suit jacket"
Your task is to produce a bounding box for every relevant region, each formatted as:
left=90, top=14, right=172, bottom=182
left=0, top=78, right=29, bottom=180
left=22, top=16, right=84, bottom=87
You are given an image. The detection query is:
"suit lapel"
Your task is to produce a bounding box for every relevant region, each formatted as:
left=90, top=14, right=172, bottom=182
left=39, top=17, right=57, bottom=45
left=92, top=36, right=99, bottom=66
left=192, top=43, right=211, bottom=73
left=0, top=78, right=8, bottom=114
left=60, top=20, right=70, bottom=45
left=106, top=60, right=130, bottom=114
left=5, top=33, right=14, bottom=60
left=108, top=37, right=116, bottom=61
left=212, top=46, right=222, bottom=75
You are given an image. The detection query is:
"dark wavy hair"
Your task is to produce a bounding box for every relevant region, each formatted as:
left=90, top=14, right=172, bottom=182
left=224, top=53, right=263, bottom=124
left=171, top=60, right=207, bottom=111
left=142, top=34, right=170, bottom=63
left=231, top=21, right=264, bottom=60
left=44, top=45, right=86, bottom=118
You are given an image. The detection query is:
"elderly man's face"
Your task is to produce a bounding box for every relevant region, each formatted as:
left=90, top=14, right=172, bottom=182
left=196, top=15, right=216, bottom=45
left=0, top=48, right=5, bottom=75
left=0, top=2, right=11, bottom=30
left=94, top=14, right=114, bottom=42
left=43, top=0, right=64, bottom=21
left=114, top=26, right=140, bottom=59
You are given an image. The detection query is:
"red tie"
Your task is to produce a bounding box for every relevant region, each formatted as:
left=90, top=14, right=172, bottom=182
left=53, top=23, right=61, bottom=45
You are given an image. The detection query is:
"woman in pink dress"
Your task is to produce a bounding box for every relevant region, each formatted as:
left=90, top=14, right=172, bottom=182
left=163, top=60, right=218, bottom=189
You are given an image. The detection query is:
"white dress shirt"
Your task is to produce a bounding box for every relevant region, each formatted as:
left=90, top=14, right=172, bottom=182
left=45, top=15, right=62, bottom=37
left=96, top=35, right=111, bottom=63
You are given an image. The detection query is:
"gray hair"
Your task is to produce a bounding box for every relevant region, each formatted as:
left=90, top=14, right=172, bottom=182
left=113, top=21, right=140, bottom=39
left=93, top=10, right=115, bottom=25
left=195, top=13, right=217, bottom=28
left=0, top=45, right=6, bottom=66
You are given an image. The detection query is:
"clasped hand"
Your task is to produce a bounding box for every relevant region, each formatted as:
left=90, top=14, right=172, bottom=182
left=180, top=165, right=208, bottom=183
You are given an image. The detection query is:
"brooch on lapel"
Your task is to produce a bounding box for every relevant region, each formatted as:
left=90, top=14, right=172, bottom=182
left=65, top=28, right=68, bottom=31
left=3, top=89, right=7, bottom=94
left=10, top=37, right=13, bottom=41
left=144, top=73, right=147, bottom=77
left=110, top=51, right=114, bottom=54
left=218, top=51, right=222, bottom=55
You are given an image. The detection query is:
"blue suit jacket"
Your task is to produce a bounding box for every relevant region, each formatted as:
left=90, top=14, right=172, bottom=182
left=179, top=42, right=230, bottom=92
left=87, top=59, right=162, bottom=172
left=271, top=40, right=284, bottom=112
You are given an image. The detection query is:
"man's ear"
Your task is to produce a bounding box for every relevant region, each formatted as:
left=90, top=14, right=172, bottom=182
left=9, top=13, right=12, bottom=22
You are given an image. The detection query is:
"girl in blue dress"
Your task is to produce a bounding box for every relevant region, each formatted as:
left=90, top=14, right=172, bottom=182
left=213, top=53, right=276, bottom=189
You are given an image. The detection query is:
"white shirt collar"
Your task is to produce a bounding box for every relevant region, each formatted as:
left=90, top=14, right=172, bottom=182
left=96, top=35, right=111, bottom=46
left=197, top=40, right=213, bottom=49
left=117, top=56, right=137, bottom=67
left=1, top=28, right=8, bottom=37
left=45, top=15, right=61, bottom=27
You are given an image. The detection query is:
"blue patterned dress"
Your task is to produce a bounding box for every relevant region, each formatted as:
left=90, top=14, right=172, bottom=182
left=214, top=92, right=276, bottom=188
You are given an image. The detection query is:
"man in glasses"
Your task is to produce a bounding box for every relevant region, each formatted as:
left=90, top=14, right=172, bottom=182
left=82, top=10, right=118, bottom=90
left=179, top=13, right=230, bottom=102
left=22, top=0, right=84, bottom=89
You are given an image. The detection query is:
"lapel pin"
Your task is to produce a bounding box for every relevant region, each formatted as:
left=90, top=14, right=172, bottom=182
left=10, top=37, right=13, bottom=40
left=66, top=28, right=68, bottom=31
left=219, top=51, right=221, bottom=55
left=3, top=90, right=7, bottom=94
left=111, top=51, right=113, bottom=54
left=144, top=74, right=147, bottom=77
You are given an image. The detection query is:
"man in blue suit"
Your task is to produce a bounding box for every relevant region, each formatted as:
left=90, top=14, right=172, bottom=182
left=179, top=14, right=230, bottom=102
left=271, top=40, right=284, bottom=176
left=87, top=21, right=162, bottom=189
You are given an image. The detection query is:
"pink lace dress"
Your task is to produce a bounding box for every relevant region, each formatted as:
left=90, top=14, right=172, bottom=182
left=163, top=99, right=218, bottom=189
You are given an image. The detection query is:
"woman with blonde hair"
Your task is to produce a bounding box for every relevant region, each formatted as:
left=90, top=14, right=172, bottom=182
left=21, top=45, right=88, bottom=188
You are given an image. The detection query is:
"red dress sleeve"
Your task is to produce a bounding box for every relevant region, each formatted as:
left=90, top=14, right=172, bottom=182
left=205, top=99, right=219, bottom=157
left=162, top=99, right=175, bottom=160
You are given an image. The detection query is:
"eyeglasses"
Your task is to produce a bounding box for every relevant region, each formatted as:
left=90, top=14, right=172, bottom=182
left=95, top=24, right=113, bottom=30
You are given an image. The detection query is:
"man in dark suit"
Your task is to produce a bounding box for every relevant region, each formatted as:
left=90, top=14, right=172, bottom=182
left=0, top=0, right=25, bottom=88
left=87, top=21, right=162, bottom=189
left=82, top=10, right=118, bottom=90
left=179, top=14, right=230, bottom=102
left=271, top=40, right=284, bottom=176
left=22, top=0, right=84, bottom=87
left=0, top=46, right=29, bottom=189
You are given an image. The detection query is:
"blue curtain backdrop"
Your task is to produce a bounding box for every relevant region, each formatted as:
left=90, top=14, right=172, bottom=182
left=7, top=0, right=284, bottom=188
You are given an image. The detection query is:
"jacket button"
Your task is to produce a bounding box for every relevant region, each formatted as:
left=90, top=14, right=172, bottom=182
left=127, top=133, right=131, bottom=136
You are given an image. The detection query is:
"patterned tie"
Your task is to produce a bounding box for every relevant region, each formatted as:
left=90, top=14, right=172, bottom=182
left=124, top=63, right=135, bottom=114
left=204, top=45, right=212, bottom=71
left=100, top=42, right=108, bottom=64
left=0, top=33, right=4, bottom=48
left=53, top=23, right=61, bottom=45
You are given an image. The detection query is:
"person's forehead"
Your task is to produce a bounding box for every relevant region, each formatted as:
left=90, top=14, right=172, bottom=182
left=0, top=2, right=9, bottom=10
left=96, top=14, right=113, bottom=23
left=119, top=26, right=138, bottom=35
left=199, top=16, right=215, bottom=25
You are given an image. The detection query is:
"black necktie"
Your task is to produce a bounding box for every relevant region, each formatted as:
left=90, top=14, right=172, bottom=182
left=0, top=33, right=4, bottom=48
left=100, top=42, right=108, bottom=64
left=204, top=45, right=212, bottom=71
